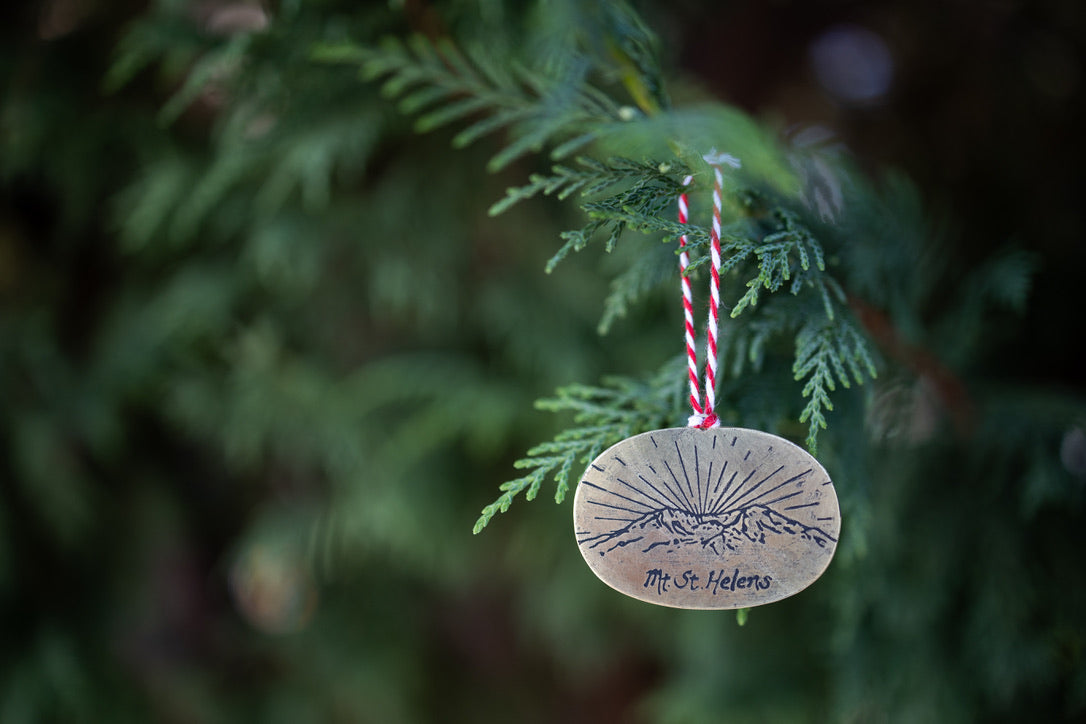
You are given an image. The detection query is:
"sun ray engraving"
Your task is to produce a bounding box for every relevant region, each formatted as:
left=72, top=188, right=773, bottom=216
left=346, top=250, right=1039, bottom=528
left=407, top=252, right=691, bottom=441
left=723, top=468, right=812, bottom=513
left=584, top=499, right=650, bottom=516
left=711, top=460, right=727, bottom=497
left=702, top=458, right=713, bottom=517
left=673, top=440, right=699, bottom=514
left=715, top=468, right=738, bottom=505
left=764, top=489, right=804, bottom=506
left=716, top=465, right=788, bottom=513
left=724, top=465, right=785, bottom=509
left=616, top=477, right=672, bottom=509
left=637, top=474, right=686, bottom=512
left=580, top=480, right=656, bottom=511
left=662, top=459, right=698, bottom=514
left=715, top=467, right=760, bottom=512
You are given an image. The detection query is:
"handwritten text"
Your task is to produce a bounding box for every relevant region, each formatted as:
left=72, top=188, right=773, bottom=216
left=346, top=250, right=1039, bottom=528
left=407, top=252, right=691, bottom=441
left=643, top=568, right=772, bottom=596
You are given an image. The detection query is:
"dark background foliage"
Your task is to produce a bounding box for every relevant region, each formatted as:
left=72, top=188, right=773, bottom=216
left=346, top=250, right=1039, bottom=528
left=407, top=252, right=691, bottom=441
left=2, top=1, right=1084, bottom=722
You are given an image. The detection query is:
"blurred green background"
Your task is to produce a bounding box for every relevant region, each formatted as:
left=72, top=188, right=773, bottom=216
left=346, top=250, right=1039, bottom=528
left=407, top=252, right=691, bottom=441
left=2, top=1, right=1085, bottom=722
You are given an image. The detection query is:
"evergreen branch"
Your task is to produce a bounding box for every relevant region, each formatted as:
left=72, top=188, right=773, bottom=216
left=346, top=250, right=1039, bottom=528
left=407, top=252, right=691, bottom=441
left=793, top=318, right=878, bottom=452
left=451, top=107, right=534, bottom=148
left=474, top=359, right=682, bottom=533
left=546, top=219, right=610, bottom=272
left=602, top=3, right=670, bottom=114
left=718, top=305, right=792, bottom=378
left=795, top=325, right=837, bottom=452
left=341, top=18, right=884, bottom=498
left=488, top=157, right=691, bottom=272
left=489, top=148, right=878, bottom=457
left=551, top=130, right=604, bottom=160
left=598, top=243, right=674, bottom=334
left=318, top=35, right=627, bottom=171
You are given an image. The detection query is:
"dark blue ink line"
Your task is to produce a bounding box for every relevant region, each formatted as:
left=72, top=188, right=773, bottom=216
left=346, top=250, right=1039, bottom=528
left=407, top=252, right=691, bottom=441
left=662, top=459, right=698, bottom=514
left=703, top=460, right=714, bottom=517
left=707, top=477, right=741, bottom=515
left=662, top=458, right=698, bottom=514
left=638, top=474, right=687, bottom=511
left=743, top=449, right=752, bottom=461
left=762, top=490, right=804, bottom=506
left=706, top=460, right=728, bottom=512
left=613, top=456, right=627, bottom=466
left=722, top=465, right=785, bottom=511
left=784, top=502, right=818, bottom=511
left=616, top=477, right=670, bottom=509
left=709, top=470, right=740, bottom=514
left=731, top=436, right=737, bottom=446
left=711, top=460, right=728, bottom=496
left=584, top=531, right=622, bottom=549
left=673, top=440, right=699, bottom=515
left=650, top=435, right=658, bottom=448
left=727, top=468, right=813, bottom=511
left=716, top=467, right=761, bottom=511
left=593, top=516, right=636, bottom=522
left=580, top=481, right=654, bottom=510
left=585, top=499, right=647, bottom=515
left=606, top=536, right=643, bottom=553
left=694, top=445, right=703, bottom=516
left=591, top=464, right=604, bottom=472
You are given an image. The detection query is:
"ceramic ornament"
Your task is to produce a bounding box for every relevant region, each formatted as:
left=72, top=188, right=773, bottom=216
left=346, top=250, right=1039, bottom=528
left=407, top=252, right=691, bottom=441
left=572, top=153, right=841, bottom=610
left=573, top=426, right=839, bottom=609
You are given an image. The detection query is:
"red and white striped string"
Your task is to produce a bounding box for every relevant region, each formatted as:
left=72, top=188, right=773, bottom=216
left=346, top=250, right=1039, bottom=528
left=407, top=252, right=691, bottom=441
left=679, top=152, right=740, bottom=429
left=677, top=174, right=703, bottom=423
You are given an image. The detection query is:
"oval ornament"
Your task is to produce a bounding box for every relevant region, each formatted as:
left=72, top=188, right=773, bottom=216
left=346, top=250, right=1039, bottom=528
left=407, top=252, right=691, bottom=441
left=573, top=427, right=840, bottom=609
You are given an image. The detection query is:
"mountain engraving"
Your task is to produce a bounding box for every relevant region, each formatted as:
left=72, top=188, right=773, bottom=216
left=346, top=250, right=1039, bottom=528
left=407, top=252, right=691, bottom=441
left=572, top=427, right=841, bottom=610
left=579, top=504, right=836, bottom=558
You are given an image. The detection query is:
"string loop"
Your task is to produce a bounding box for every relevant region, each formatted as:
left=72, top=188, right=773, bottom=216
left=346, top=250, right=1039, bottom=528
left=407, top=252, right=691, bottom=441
left=679, top=151, right=740, bottom=429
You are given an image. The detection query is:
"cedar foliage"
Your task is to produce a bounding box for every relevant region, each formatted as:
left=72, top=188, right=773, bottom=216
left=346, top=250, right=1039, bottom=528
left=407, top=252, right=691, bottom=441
left=1, top=1, right=1084, bottom=722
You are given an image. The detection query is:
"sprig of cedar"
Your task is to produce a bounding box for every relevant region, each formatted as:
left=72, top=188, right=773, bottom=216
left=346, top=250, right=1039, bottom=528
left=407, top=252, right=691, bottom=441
left=473, top=359, right=683, bottom=534
left=324, top=33, right=881, bottom=531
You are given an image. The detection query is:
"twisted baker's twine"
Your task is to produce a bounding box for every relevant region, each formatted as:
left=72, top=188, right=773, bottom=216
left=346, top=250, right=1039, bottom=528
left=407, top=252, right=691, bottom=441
left=679, top=151, right=741, bottom=429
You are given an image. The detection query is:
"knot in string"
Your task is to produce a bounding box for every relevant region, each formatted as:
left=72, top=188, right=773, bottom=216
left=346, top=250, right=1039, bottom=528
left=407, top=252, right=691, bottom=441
left=687, top=411, right=720, bottom=429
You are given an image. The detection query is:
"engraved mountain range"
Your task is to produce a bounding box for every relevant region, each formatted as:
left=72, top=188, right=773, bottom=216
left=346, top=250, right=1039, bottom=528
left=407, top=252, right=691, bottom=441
left=580, top=504, right=837, bottom=558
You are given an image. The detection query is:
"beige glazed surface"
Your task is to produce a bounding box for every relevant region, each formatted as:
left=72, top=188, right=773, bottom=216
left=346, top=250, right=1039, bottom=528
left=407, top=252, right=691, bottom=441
left=574, top=427, right=840, bottom=609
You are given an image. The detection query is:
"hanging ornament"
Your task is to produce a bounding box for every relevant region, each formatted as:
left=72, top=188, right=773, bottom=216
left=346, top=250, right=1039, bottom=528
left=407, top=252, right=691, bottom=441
left=573, top=153, right=841, bottom=610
